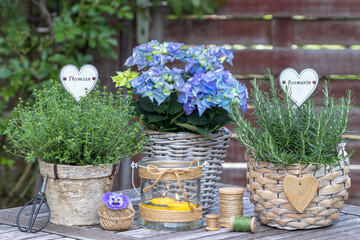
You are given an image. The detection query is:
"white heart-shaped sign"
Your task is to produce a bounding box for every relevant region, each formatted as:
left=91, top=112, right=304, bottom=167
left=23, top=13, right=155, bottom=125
left=59, top=64, right=98, bottom=102
left=279, top=68, right=319, bottom=107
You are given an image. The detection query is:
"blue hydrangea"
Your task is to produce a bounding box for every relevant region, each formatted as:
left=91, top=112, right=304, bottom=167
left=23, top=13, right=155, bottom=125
left=125, top=40, right=184, bottom=70
left=130, top=66, right=184, bottom=105
left=178, top=69, right=247, bottom=116
left=124, top=41, right=248, bottom=116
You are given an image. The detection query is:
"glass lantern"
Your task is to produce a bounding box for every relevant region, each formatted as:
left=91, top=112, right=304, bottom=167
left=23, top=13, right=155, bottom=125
left=137, top=158, right=203, bottom=231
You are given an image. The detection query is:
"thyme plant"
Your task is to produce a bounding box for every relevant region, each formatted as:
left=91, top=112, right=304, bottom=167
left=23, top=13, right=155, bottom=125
left=230, top=70, right=354, bottom=168
left=4, top=81, right=145, bottom=166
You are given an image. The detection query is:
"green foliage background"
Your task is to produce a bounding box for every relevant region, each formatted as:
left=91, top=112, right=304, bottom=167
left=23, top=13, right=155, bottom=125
left=0, top=0, right=225, bottom=209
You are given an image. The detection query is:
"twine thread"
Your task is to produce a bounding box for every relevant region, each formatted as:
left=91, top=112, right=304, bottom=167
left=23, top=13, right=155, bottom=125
left=230, top=216, right=256, bottom=233
left=98, top=203, right=135, bottom=231
left=219, top=188, right=244, bottom=228
left=139, top=203, right=202, bottom=223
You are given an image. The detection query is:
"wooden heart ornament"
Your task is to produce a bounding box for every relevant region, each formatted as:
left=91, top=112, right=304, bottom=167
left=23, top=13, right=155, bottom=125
left=283, top=175, right=319, bottom=213
left=60, top=64, right=98, bottom=102
left=279, top=68, right=319, bottom=107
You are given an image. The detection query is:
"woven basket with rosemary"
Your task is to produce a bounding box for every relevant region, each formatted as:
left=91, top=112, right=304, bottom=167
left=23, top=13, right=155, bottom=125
left=230, top=70, right=354, bottom=230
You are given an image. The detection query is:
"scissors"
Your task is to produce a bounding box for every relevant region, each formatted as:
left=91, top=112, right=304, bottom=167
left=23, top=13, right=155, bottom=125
left=16, top=175, right=51, bottom=233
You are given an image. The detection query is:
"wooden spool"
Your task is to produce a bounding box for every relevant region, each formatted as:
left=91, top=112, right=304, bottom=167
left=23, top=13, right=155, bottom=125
left=229, top=216, right=257, bottom=233
left=219, top=187, right=244, bottom=228
left=205, top=214, right=219, bottom=231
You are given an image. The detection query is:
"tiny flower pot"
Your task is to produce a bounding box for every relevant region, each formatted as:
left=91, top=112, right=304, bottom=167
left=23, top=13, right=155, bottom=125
left=39, top=161, right=119, bottom=226
left=98, top=202, right=135, bottom=231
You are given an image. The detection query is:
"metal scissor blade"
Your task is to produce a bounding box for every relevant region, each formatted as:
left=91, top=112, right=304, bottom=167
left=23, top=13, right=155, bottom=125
left=16, top=175, right=51, bottom=233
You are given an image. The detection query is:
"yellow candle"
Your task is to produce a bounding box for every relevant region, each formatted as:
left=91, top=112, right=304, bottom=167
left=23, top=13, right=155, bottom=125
left=140, top=203, right=167, bottom=210
left=150, top=197, right=175, bottom=206
left=167, top=202, right=195, bottom=211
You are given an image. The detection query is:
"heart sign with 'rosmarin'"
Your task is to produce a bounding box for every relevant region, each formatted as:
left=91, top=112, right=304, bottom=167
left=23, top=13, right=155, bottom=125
left=60, top=64, right=98, bottom=102
left=279, top=68, right=319, bottom=107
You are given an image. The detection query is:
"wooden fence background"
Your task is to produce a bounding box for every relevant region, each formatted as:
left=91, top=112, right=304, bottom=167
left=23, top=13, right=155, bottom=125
left=119, top=0, right=360, bottom=205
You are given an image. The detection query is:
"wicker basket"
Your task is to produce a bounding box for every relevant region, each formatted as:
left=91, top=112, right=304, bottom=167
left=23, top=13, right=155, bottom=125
left=246, top=144, right=351, bottom=230
left=142, top=127, right=232, bottom=213
left=98, top=202, right=135, bottom=231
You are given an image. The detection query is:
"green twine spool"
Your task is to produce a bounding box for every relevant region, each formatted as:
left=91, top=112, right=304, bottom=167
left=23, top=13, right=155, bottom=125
left=230, top=216, right=256, bottom=233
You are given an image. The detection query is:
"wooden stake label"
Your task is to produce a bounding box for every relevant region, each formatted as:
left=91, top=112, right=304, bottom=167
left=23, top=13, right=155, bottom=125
left=59, top=64, right=98, bottom=102
left=279, top=68, right=319, bottom=107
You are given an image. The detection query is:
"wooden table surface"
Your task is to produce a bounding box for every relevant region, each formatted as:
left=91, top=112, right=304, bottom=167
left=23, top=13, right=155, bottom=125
left=1, top=184, right=360, bottom=240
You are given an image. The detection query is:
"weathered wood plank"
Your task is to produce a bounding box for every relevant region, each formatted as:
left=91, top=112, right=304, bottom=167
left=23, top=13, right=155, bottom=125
left=161, top=19, right=271, bottom=45
left=0, top=216, right=133, bottom=240
left=230, top=49, right=360, bottom=75
left=342, top=204, right=360, bottom=216
left=216, top=0, right=360, bottom=18
left=166, top=49, right=360, bottom=77
left=0, top=225, right=15, bottom=234
left=258, top=214, right=358, bottom=239
left=161, top=18, right=360, bottom=46
left=313, top=227, right=360, bottom=239
left=232, top=78, right=360, bottom=106
left=224, top=139, right=360, bottom=164
left=2, top=185, right=360, bottom=239
left=118, top=228, right=174, bottom=239
left=294, top=20, right=360, bottom=45
left=0, top=228, right=50, bottom=240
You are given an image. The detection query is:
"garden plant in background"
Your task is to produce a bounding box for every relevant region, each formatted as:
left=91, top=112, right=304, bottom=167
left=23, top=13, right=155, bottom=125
left=0, top=0, right=225, bottom=209
left=0, top=0, right=134, bottom=209
left=112, top=40, right=248, bottom=136
left=4, top=81, right=145, bottom=225
left=230, top=70, right=354, bottom=230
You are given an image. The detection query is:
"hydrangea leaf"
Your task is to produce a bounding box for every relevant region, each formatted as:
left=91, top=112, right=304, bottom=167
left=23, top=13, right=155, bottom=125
left=147, top=115, right=167, bottom=123
left=176, top=123, right=198, bottom=133
left=187, top=113, right=210, bottom=125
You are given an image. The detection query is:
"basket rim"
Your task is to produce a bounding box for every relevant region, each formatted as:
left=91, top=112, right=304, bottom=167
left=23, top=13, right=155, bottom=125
left=143, top=126, right=232, bottom=138
left=98, top=203, right=135, bottom=221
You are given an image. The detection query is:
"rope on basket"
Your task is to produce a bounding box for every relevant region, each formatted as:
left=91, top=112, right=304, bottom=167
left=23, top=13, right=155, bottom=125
left=142, top=160, right=201, bottom=211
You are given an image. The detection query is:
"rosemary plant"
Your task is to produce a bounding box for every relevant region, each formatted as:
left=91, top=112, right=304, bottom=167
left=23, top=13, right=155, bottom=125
left=4, top=80, right=145, bottom=166
left=230, top=70, right=354, bottom=169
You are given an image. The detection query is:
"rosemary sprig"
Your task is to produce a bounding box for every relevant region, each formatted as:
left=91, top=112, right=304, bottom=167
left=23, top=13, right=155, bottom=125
left=230, top=70, right=354, bottom=168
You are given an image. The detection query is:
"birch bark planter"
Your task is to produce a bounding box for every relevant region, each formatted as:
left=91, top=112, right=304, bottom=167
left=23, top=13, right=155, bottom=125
left=39, top=161, right=119, bottom=226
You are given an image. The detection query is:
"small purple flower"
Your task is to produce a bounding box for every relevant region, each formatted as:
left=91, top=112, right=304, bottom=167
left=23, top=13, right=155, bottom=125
left=102, top=192, right=130, bottom=210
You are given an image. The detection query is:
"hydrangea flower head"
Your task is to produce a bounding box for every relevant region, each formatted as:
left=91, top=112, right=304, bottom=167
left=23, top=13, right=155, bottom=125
left=178, top=69, right=247, bottom=116
left=102, top=192, right=130, bottom=210
left=125, top=40, right=184, bottom=70
left=112, top=69, right=139, bottom=88
left=113, top=41, right=248, bottom=135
